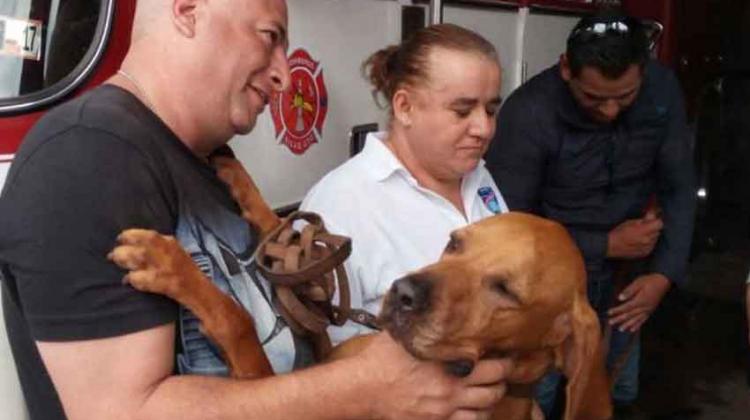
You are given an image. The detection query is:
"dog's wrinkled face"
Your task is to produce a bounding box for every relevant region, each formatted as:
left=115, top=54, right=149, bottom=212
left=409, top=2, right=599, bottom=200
left=379, top=212, right=587, bottom=374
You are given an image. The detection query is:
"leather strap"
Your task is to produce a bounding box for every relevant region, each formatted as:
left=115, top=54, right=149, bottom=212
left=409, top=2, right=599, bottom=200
left=254, top=211, right=354, bottom=359
left=348, top=308, right=381, bottom=330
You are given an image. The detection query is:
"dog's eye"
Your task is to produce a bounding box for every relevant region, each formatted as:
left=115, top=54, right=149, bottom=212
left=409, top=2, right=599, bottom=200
left=491, top=279, right=511, bottom=296
left=444, top=236, right=462, bottom=254
left=485, top=277, right=520, bottom=305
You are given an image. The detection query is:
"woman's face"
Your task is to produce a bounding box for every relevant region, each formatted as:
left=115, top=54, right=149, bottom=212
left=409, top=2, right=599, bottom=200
left=404, top=47, right=502, bottom=182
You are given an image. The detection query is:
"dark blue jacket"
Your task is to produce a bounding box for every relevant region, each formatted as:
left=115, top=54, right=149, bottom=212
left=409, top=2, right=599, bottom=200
left=485, top=61, right=695, bottom=285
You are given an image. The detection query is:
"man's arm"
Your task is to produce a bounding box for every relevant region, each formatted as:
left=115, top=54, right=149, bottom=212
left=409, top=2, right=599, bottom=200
left=38, top=324, right=510, bottom=420
left=605, top=211, right=663, bottom=260
left=484, top=92, right=546, bottom=213
left=649, top=70, right=696, bottom=285
left=608, top=70, right=696, bottom=332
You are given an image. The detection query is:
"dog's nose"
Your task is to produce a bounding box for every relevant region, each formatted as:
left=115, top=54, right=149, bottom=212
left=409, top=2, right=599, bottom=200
left=392, top=276, right=431, bottom=313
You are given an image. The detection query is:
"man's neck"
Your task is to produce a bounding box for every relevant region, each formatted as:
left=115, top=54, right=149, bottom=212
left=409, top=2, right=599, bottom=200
left=111, top=59, right=219, bottom=161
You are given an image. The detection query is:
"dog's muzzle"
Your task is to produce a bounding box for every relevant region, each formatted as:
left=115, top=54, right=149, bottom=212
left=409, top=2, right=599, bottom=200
left=390, top=275, right=432, bottom=315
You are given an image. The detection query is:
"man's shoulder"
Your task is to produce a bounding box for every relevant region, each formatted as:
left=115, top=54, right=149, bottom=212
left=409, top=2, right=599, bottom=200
left=626, top=61, right=682, bottom=123
left=502, top=66, right=561, bottom=115
left=520, top=65, right=561, bottom=92
left=23, top=85, right=155, bottom=151
left=642, top=60, right=681, bottom=98
left=644, top=60, right=677, bottom=83
left=6, top=86, right=177, bottom=195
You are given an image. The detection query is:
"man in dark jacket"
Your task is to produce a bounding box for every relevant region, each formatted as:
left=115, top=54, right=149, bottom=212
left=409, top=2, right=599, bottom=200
left=485, top=12, right=695, bottom=417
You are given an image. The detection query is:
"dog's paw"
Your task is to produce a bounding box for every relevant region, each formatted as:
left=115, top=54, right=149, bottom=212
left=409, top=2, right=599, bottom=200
left=108, top=229, right=195, bottom=297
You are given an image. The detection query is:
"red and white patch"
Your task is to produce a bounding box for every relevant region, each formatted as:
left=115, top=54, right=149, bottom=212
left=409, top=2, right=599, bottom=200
left=270, top=49, right=328, bottom=155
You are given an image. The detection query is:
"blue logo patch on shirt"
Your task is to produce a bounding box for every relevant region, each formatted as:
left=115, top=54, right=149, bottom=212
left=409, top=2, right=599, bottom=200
left=478, top=186, right=501, bottom=214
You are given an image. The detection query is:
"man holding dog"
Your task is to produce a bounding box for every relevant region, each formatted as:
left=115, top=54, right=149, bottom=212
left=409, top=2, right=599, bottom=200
left=485, top=11, right=695, bottom=418
left=0, top=1, right=511, bottom=419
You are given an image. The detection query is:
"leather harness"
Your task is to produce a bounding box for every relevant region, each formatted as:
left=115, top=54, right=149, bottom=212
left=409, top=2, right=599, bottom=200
left=253, top=211, right=379, bottom=358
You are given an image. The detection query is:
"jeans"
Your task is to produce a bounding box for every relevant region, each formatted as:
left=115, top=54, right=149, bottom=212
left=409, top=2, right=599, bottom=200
left=536, top=276, right=640, bottom=417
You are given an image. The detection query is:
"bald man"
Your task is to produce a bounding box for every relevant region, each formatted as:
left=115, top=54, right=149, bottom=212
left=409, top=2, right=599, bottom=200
left=0, top=2, right=510, bottom=420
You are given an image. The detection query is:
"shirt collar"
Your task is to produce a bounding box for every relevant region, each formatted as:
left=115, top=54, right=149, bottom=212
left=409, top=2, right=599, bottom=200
left=361, top=131, right=415, bottom=182
left=361, top=131, right=487, bottom=185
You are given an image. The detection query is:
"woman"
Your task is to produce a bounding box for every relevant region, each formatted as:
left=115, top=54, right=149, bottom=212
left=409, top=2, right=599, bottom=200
left=301, top=23, right=507, bottom=344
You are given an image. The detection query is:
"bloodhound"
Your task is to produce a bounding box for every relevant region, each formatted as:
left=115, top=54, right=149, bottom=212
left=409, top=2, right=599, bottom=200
left=347, top=213, right=613, bottom=420
left=108, top=157, right=612, bottom=420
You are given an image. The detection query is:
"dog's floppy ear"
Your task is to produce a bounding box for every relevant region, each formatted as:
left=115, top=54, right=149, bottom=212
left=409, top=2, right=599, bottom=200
left=554, top=294, right=612, bottom=420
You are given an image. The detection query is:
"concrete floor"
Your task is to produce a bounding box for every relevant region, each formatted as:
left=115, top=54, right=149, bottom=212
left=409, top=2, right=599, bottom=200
left=628, top=244, right=750, bottom=419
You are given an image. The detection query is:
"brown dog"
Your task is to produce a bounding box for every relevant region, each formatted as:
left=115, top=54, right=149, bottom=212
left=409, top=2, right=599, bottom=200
left=108, top=159, right=611, bottom=420
left=344, top=213, right=613, bottom=420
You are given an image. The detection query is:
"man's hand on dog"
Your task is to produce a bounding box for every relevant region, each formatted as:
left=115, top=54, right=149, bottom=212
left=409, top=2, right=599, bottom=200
left=607, top=211, right=663, bottom=260
left=608, top=273, right=671, bottom=333
left=358, top=333, right=512, bottom=420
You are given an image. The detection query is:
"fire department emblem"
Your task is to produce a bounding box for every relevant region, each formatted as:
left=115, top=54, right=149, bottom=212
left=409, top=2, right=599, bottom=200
left=271, top=49, right=328, bottom=155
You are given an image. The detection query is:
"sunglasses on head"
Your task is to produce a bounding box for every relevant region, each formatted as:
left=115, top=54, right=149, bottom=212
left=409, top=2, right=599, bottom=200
left=568, top=19, right=632, bottom=44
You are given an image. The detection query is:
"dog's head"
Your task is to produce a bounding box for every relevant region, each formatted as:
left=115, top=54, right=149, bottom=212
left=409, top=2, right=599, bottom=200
left=379, top=212, right=611, bottom=419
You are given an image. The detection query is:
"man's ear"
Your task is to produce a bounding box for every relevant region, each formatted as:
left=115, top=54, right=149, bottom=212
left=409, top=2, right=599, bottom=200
left=172, top=0, right=200, bottom=38
left=559, top=54, right=572, bottom=82
left=392, top=88, right=414, bottom=128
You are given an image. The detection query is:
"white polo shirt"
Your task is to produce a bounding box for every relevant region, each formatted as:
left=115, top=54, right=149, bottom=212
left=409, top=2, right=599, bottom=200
left=300, top=132, right=508, bottom=344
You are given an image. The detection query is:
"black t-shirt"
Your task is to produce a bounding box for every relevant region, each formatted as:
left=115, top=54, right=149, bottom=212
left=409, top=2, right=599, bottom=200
left=0, top=85, right=282, bottom=419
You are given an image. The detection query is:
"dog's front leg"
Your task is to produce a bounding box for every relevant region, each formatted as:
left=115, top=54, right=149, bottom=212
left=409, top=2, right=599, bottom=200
left=212, top=156, right=282, bottom=239
left=108, top=229, right=273, bottom=379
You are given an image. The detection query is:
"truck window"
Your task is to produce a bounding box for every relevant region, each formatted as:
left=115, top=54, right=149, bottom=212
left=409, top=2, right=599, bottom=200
left=0, top=0, right=112, bottom=113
